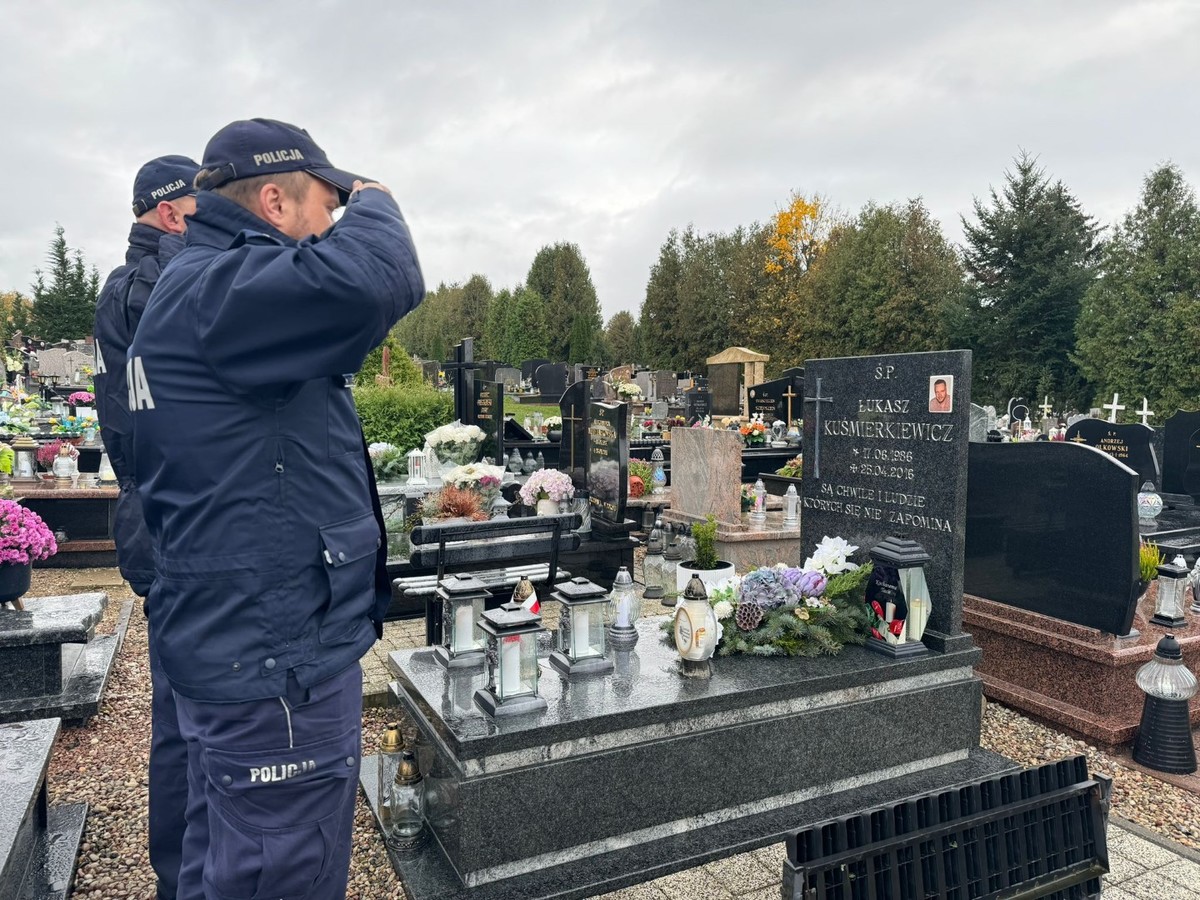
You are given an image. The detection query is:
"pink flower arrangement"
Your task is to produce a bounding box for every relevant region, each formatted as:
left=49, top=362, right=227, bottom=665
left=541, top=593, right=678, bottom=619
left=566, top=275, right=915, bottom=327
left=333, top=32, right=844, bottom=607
left=37, top=439, right=79, bottom=469
left=0, top=500, right=57, bottom=565
left=518, top=469, right=575, bottom=506
left=68, top=391, right=95, bottom=405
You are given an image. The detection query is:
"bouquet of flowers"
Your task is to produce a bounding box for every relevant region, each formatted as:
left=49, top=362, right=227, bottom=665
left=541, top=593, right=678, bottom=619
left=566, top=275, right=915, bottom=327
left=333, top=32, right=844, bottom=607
left=37, top=439, right=78, bottom=469
left=615, top=381, right=642, bottom=400
left=49, top=415, right=90, bottom=436
left=518, top=468, right=575, bottom=507
left=0, top=499, right=57, bottom=565
left=441, top=463, right=505, bottom=506
left=739, top=421, right=767, bottom=446
left=68, top=391, right=95, bottom=406
left=367, top=442, right=407, bottom=482
left=424, top=422, right=484, bottom=468
left=542, top=416, right=562, bottom=429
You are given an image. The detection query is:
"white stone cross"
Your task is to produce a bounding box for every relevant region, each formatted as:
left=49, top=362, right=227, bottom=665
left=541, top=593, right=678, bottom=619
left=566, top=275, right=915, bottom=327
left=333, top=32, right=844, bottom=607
left=1039, top=396, right=1053, bottom=418
left=1137, top=397, right=1155, bottom=427
left=1104, top=393, right=1125, bottom=423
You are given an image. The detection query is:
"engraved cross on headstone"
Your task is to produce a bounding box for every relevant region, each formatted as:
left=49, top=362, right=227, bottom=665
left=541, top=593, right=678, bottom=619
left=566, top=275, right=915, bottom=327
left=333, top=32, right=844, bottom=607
left=1104, top=393, right=1125, bottom=423
left=562, top=403, right=584, bottom=471
left=804, top=377, right=833, bottom=480
left=783, top=385, right=798, bottom=426
left=1137, top=397, right=1155, bottom=426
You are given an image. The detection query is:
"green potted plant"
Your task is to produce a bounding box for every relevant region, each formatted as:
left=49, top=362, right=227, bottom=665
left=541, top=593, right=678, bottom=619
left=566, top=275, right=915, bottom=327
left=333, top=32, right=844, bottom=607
left=676, top=514, right=735, bottom=592
left=1135, top=540, right=1163, bottom=609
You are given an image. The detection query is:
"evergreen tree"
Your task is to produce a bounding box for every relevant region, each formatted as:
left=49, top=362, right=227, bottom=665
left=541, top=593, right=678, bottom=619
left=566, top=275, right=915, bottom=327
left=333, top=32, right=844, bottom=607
left=31, top=225, right=100, bottom=342
left=525, top=243, right=602, bottom=361
left=459, top=274, right=494, bottom=352
left=638, top=231, right=683, bottom=368
left=957, top=153, right=1099, bottom=409
left=1075, top=164, right=1200, bottom=417
left=603, top=310, right=639, bottom=366
left=508, top=288, right=549, bottom=361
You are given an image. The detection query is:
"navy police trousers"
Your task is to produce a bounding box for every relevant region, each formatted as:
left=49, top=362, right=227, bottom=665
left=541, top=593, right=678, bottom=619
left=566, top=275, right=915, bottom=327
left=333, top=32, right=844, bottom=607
left=148, top=622, right=187, bottom=899
left=173, top=664, right=362, bottom=900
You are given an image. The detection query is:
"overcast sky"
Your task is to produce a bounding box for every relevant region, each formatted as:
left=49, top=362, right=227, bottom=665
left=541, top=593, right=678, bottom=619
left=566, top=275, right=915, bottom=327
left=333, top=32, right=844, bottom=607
left=2, top=1, right=1198, bottom=320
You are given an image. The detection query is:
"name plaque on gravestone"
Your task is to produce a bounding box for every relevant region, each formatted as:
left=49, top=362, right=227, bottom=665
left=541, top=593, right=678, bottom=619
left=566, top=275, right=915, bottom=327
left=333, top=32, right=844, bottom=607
left=708, top=363, right=741, bottom=417
left=1063, top=419, right=1160, bottom=487
left=473, top=381, right=503, bottom=462
left=587, top=402, right=628, bottom=525
left=684, top=389, right=711, bottom=424
left=801, top=350, right=971, bottom=644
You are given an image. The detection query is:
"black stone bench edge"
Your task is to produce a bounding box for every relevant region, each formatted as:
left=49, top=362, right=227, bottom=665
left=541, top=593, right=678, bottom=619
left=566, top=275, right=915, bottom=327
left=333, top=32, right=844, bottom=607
left=410, top=514, right=581, bottom=544
left=24, top=800, right=87, bottom=900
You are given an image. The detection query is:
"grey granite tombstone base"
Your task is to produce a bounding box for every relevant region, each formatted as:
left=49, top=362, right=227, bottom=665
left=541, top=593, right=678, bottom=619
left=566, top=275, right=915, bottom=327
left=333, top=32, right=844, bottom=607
left=365, top=617, right=1012, bottom=898
left=0, top=719, right=87, bottom=900
left=0, top=597, right=131, bottom=725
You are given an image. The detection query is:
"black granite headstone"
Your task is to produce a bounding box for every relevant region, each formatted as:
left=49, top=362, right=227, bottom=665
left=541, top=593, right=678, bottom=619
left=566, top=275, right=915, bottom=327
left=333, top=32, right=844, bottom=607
left=965, top=442, right=1140, bottom=634
left=587, top=402, right=628, bottom=525
left=1063, top=419, right=1160, bottom=487
left=746, top=374, right=802, bottom=426
left=800, top=350, right=971, bottom=646
left=522, top=358, right=550, bottom=385
left=1162, top=410, right=1200, bottom=496
left=473, top=381, right=503, bottom=463
left=444, top=339, right=481, bottom=426
left=535, top=363, right=568, bottom=400
left=707, top=363, right=741, bottom=416
left=478, top=360, right=500, bottom=383
left=559, top=381, right=592, bottom=489
left=575, top=364, right=602, bottom=383
left=684, top=389, right=711, bottom=424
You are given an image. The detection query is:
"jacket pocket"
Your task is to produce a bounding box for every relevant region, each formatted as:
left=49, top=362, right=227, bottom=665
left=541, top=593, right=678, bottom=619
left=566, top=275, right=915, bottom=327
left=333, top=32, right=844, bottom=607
left=317, top=512, right=380, bottom=644
left=202, top=728, right=359, bottom=899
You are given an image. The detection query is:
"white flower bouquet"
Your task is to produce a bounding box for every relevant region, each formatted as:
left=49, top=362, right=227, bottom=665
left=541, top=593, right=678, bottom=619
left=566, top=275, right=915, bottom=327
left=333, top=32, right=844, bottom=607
left=424, top=422, right=485, bottom=468
left=518, top=469, right=575, bottom=507
left=441, top=462, right=506, bottom=506
left=615, top=381, right=642, bottom=399
left=543, top=415, right=562, bottom=428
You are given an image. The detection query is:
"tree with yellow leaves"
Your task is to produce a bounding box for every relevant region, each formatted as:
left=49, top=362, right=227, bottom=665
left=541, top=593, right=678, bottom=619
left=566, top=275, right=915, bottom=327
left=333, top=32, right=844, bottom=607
left=764, top=192, right=832, bottom=274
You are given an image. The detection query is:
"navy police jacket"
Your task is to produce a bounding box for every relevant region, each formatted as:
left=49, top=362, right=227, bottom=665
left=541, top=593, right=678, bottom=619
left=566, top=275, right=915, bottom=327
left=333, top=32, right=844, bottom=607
left=94, top=223, right=183, bottom=480
left=130, top=188, right=423, bottom=703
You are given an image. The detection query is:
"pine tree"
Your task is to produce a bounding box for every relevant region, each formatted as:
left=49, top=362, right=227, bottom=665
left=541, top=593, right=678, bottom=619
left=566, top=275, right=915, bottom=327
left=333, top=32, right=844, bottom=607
left=525, top=243, right=602, bottom=361
left=603, top=311, right=638, bottom=366
left=957, top=153, right=1099, bottom=409
left=1075, top=164, right=1200, bottom=416
left=31, top=225, right=100, bottom=342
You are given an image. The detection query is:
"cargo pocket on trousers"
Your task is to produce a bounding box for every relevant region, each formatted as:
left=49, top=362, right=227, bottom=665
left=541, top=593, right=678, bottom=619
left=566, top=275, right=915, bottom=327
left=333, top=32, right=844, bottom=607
left=202, top=728, right=359, bottom=900
left=317, top=512, right=381, bottom=644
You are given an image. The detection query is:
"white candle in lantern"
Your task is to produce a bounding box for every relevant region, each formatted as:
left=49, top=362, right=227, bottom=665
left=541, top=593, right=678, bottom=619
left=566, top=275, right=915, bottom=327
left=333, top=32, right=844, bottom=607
left=573, top=608, right=590, bottom=657
left=500, top=635, right=522, bottom=696
left=616, top=594, right=633, bottom=628
left=454, top=604, right=475, bottom=652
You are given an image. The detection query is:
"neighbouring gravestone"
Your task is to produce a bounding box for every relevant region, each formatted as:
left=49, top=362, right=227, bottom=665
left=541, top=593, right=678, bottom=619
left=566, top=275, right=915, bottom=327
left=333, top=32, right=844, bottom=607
left=592, top=378, right=614, bottom=401
left=574, top=363, right=602, bottom=383
left=559, top=381, right=592, bottom=489
left=1008, top=398, right=1030, bottom=424
left=478, top=360, right=500, bottom=383
left=685, top=388, right=711, bottom=423
left=746, top=374, right=802, bottom=426
left=801, top=350, right=972, bottom=647
left=633, top=370, right=654, bottom=400
left=781, top=366, right=805, bottom=382
left=535, top=363, right=568, bottom=400
left=420, top=360, right=440, bottom=385
left=1162, top=410, right=1200, bottom=497
left=650, top=400, right=669, bottom=422
left=444, top=339, right=482, bottom=425
left=495, top=366, right=521, bottom=391
left=1063, top=419, right=1160, bottom=487
left=472, top=381, right=503, bottom=463
left=522, top=358, right=550, bottom=385
left=969, top=403, right=989, bottom=442
left=669, top=427, right=742, bottom=526
left=655, top=370, right=676, bottom=400
left=707, top=362, right=741, bottom=417
left=965, top=442, right=1140, bottom=634
left=587, top=402, right=629, bottom=533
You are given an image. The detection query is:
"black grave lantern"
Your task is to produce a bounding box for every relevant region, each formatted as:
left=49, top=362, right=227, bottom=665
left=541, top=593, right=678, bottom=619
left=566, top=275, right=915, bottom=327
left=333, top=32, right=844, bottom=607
left=474, top=600, right=548, bottom=717
left=433, top=573, right=491, bottom=669
left=548, top=577, right=614, bottom=677
left=1132, top=634, right=1197, bottom=774
left=1150, top=562, right=1189, bottom=629
left=865, top=537, right=932, bottom=659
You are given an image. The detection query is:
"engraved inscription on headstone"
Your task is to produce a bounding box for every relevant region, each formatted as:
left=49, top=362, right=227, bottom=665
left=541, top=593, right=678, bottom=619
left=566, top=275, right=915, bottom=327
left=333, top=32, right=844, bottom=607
left=685, top=389, right=711, bottom=424
left=747, top=375, right=801, bottom=425
left=1063, top=419, right=1160, bottom=487
left=473, top=381, right=504, bottom=462
left=587, top=402, right=628, bottom=524
left=801, top=350, right=972, bottom=643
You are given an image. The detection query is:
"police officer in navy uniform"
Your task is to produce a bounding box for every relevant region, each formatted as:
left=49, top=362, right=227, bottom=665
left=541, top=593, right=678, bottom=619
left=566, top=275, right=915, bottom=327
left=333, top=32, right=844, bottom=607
left=129, top=118, right=423, bottom=899
left=94, top=154, right=201, bottom=900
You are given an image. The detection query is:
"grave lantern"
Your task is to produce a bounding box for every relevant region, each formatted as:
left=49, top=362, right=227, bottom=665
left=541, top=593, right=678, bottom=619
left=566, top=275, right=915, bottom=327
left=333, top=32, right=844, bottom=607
left=377, top=723, right=405, bottom=840
left=865, top=537, right=932, bottom=659
left=571, top=488, right=592, bottom=535
left=607, top=566, right=640, bottom=650
left=406, top=448, right=427, bottom=485
left=52, top=442, right=77, bottom=486
left=11, top=435, right=37, bottom=482
left=661, top=526, right=682, bottom=608
left=490, top=494, right=511, bottom=519
left=1132, top=634, right=1197, bottom=774
left=1137, top=481, right=1163, bottom=521
left=749, top=478, right=767, bottom=526
left=549, top=577, right=613, bottom=677
left=387, top=748, right=426, bottom=848
left=434, top=573, right=491, bottom=669
left=674, top=574, right=719, bottom=676
left=650, top=447, right=666, bottom=494
left=783, top=485, right=799, bottom=528
left=474, top=599, right=548, bottom=717
left=642, top=519, right=667, bottom=602
left=507, top=448, right=523, bottom=473
left=1150, top=562, right=1189, bottom=629
left=97, top=452, right=117, bottom=485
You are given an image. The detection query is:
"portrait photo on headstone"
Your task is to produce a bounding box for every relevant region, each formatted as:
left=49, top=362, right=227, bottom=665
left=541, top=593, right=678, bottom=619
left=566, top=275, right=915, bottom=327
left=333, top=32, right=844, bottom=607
left=928, top=375, right=953, bottom=414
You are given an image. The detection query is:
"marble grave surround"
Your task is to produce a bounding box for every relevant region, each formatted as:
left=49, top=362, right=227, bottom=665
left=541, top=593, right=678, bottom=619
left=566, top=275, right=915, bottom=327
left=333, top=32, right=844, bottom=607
left=667, top=427, right=742, bottom=526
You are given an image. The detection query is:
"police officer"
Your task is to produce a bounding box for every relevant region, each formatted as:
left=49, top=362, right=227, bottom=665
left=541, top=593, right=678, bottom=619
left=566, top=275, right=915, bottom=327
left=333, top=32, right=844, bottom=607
left=129, top=118, right=423, bottom=899
left=94, top=154, right=200, bottom=900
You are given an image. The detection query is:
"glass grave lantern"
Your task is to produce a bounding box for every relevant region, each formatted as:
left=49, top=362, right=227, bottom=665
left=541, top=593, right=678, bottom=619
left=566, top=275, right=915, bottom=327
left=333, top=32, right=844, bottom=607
left=1150, top=561, right=1189, bottom=629
left=864, top=536, right=932, bottom=659
left=507, top=448, right=523, bottom=473
left=749, top=477, right=767, bottom=526
left=571, top=488, right=592, bottom=535
left=97, top=451, right=117, bottom=485
left=783, top=484, right=800, bottom=528
left=642, top=519, right=668, bottom=603
left=52, top=442, right=78, bottom=486
left=434, top=573, right=491, bottom=669
left=11, top=435, right=38, bottom=482
left=474, top=598, right=548, bottom=717
left=387, top=748, right=426, bottom=848
left=406, top=448, right=427, bottom=485
left=1137, top=481, right=1163, bottom=521
left=377, top=723, right=405, bottom=840
left=674, top=574, right=719, bottom=676
left=548, top=576, right=613, bottom=677
left=661, top=526, right=682, bottom=608
left=1132, top=634, right=1198, bottom=774
left=607, top=565, right=640, bottom=650
left=650, top=447, right=666, bottom=494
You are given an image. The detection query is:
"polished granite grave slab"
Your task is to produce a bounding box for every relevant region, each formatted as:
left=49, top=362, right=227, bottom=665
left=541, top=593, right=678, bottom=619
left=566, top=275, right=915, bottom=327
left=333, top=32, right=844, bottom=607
left=0, top=719, right=86, bottom=899
left=0, top=594, right=131, bottom=725
left=367, top=617, right=1002, bottom=897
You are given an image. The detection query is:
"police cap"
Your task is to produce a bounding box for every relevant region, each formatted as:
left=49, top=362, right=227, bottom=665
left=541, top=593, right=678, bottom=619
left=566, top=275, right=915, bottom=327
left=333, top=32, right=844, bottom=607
left=132, top=155, right=201, bottom=216
left=196, top=118, right=366, bottom=206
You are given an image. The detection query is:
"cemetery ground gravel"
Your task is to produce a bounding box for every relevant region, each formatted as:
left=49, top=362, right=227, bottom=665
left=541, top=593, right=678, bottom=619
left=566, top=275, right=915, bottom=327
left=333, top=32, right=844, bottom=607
left=30, top=567, right=1200, bottom=899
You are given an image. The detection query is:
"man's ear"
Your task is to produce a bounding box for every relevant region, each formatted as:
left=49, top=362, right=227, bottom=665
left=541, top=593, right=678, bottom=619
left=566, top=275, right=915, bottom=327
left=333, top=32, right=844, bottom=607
left=255, top=182, right=289, bottom=229
left=156, top=201, right=187, bottom=235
